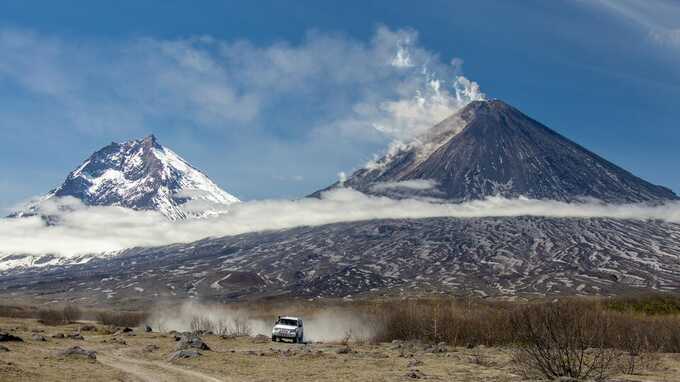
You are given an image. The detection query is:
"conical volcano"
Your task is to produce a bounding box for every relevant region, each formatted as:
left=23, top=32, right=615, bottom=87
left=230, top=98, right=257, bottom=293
left=320, top=100, right=677, bottom=203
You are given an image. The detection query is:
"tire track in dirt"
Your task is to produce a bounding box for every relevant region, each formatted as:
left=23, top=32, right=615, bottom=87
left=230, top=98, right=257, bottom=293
left=97, top=350, right=227, bottom=382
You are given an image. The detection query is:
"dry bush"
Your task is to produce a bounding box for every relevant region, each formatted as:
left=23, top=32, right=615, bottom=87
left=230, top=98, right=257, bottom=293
left=37, top=308, right=66, bottom=326
left=372, top=298, right=514, bottom=347
left=62, top=305, right=82, bottom=323
left=36, top=304, right=82, bottom=325
left=96, top=311, right=147, bottom=327
left=0, top=304, right=36, bottom=319
left=189, top=315, right=252, bottom=337
left=510, top=301, right=619, bottom=381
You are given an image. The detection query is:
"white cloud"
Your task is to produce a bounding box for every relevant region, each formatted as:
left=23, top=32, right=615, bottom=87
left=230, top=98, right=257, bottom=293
left=0, top=25, right=482, bottom=141
left=1, top=190, right=680, bottom=260
left=592, top=0, right=680, bottom=50
left=370, top=179, right=439, bottom=191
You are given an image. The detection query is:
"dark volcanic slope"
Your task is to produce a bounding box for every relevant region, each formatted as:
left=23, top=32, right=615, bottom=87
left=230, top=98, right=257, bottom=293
left=318, top=100, right=677, bottom=203
left=2, top=217, right=680, bottom=306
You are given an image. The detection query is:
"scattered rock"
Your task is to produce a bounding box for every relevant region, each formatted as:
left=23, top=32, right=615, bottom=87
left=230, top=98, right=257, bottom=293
left=424, top=342, right=447, bottom=353
left=0, top=332, right=23, bottom=342
left=0, top=345, right=9, bottom=352
left=67, top=333, right=84, bottom=340
left=405, top=369, right=426, bottom=379
left=168, top=350, right=201, bottom=362
left=56, top=346, right=97, bottom=360
left=80, top=325, right=96, bottom=332
left=336, top=346, right=352, bottom=354
left=51, top=333, right=65, bottom=339
left=407, top=359, right=424, bottom=368
left=113, top=327, right=135, bottom=336
left=31, top=334, right=47, bottom=342
left=143, top=344, right=160, bottom=353
left=176, top=333, right=210, bottom=351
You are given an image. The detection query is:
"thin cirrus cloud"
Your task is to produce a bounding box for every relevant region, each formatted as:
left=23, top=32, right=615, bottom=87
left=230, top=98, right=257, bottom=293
left=591, top=0, right=680, bottom=49
left=0, top=26, right=482, bottom=141
left=1, top=189, right=679, bottom=259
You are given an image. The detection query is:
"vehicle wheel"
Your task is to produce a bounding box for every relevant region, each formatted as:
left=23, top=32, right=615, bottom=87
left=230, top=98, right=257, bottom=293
left=292, top=337, right=297, bottom=344
left=271, top=336, right=276, bottom=342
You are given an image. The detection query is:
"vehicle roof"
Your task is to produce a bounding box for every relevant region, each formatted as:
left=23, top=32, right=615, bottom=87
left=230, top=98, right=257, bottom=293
left=279, top=316, right=300, bottom=320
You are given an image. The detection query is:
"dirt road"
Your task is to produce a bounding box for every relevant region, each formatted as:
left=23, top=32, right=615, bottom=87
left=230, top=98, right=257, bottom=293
left=97, top=349, right=227, bottom=382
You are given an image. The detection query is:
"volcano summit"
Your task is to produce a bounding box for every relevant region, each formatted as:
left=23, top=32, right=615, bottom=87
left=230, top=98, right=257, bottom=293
left=318, top=100, right=677, bottom=203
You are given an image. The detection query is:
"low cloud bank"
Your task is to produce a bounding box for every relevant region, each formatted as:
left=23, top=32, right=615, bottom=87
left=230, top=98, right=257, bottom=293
left=1, top=188, right=680, bottom=257
left=370, top=179, right=439, bottom=191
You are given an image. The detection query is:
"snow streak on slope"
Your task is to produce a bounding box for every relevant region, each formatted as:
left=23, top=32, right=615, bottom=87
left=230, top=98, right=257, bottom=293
left=13, top=135, right=239, bottom=220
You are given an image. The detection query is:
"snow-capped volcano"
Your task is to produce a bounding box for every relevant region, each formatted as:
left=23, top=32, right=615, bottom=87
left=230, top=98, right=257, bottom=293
left=317, top=99, right=678, bottom=203
left=15, top=135, right=239, bottom=220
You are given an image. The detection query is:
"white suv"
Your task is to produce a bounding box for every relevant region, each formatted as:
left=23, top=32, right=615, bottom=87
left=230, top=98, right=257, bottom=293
left=271, top=316, right=304, bottom=343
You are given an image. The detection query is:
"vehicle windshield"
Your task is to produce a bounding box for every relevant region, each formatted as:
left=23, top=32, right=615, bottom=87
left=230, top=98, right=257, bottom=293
left=278, top=319, right=298, bottom=326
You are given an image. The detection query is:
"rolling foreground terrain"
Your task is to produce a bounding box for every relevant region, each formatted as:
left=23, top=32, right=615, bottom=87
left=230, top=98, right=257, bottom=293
left=1, top=99, right=679, bottom=305
left=0, top=314, right=679, bottom=382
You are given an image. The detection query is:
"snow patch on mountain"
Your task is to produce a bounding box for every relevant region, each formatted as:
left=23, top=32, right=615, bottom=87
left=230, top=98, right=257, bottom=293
left=12, top=135, right=239, bottom=220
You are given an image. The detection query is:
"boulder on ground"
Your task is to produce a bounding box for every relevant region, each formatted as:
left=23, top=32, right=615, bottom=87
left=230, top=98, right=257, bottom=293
left=425, top=342, right=448, bottom=353
left=51, top=333, right=65, bottom=339
left=56, top=346, right=97, bottom=360
left=113, top=327, right=135, bottom=336
left=0, top=332, right=23, bottom=342
left=79, top=325, right=96, bottom=332
left=168, top=349, right=201, bottom=362
left=176, top=333, right=210, bottom=351
left=32, top=334, right=47, bottom=342
left=336, top=346, right=352, bottom=354
left=143, top=344, right=160, bottom=352
left=67, top=333, right=84, bottom=340
left=0, top=345, right=9, bottom=352
left=405, top=369, right=425, bottom=379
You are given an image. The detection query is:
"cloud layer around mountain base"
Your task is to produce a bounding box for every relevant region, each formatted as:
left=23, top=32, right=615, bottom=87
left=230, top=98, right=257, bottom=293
left=1, top=188, right=679, bottom=257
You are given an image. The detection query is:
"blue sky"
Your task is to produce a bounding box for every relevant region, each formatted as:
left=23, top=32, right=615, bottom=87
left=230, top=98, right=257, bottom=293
left=1, top=0, right=679, bottom=211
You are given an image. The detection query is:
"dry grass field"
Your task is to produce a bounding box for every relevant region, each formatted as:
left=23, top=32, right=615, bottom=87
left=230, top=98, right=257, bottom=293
left=0, top=314, right=680, bottom=381
left=3, top=295, right=680, bottom=381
